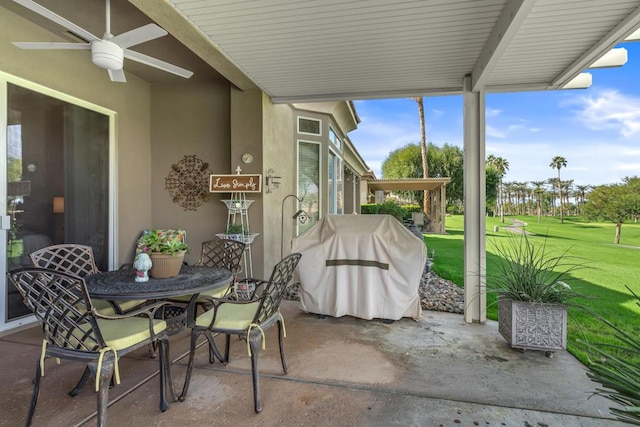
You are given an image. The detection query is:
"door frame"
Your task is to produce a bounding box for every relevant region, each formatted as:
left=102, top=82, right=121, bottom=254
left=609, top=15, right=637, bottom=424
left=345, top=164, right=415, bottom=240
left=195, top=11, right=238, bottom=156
left=0, top=72, right=117, bottom=333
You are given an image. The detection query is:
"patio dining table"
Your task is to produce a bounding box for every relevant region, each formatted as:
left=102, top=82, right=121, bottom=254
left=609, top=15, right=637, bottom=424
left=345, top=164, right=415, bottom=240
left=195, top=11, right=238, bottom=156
left=85, top=264, right=232, bottom=333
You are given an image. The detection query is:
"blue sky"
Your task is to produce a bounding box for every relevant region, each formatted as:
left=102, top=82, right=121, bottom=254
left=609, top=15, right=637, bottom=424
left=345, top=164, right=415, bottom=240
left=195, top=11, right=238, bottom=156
left=349, top=42, right=640, bottom=187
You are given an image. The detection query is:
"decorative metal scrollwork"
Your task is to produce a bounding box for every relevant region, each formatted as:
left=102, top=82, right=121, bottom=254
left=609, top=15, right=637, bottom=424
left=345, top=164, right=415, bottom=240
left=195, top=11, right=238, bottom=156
left=165, top=155, right=212, bottom=211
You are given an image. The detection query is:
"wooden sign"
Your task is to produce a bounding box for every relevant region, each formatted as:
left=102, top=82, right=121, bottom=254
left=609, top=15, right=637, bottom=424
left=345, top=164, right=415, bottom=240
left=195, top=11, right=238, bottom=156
left=209, top=174, right=262, bottom=193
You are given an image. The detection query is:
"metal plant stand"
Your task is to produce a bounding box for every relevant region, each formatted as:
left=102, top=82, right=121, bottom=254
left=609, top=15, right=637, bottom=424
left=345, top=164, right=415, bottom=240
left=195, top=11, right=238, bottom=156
left=216, top=192, right=258, bottom=278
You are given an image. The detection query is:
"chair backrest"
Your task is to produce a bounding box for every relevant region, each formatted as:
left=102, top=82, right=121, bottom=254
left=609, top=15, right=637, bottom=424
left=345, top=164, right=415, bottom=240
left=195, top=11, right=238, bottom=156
left=255, top=253, right=302, bottom=324
left=29, top=244, right=99, bottom=278
left=7, top=268, right=106, bottom=352
left=199, top=238, right=246, bottom=275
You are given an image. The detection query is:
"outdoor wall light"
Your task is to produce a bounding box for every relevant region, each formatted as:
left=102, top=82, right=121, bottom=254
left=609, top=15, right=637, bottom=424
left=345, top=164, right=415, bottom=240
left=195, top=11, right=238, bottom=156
left=265, top=168, right=281, bottom=193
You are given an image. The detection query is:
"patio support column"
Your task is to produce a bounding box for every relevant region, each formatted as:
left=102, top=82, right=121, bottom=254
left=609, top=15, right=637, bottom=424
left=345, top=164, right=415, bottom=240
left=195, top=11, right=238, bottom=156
left=441, top=184, right=447, bottom=233
left=462, top=75, right=486, bottom=323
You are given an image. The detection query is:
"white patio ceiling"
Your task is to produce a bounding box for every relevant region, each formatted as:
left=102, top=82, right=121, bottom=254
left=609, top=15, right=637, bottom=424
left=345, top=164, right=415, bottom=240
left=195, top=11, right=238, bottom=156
left=156, top=0, right=640, bottom=103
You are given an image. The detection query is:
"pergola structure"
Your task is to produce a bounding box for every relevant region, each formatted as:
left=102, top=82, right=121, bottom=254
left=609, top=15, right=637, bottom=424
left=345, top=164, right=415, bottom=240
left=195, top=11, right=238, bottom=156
left=365, top=178, right=451, bottom=234
left=128, top=0, right=640, bottom=323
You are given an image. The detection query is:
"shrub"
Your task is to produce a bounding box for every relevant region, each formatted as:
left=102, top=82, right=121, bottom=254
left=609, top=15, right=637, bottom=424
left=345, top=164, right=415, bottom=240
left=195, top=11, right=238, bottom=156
left=360, top=201, right=407, bottom=221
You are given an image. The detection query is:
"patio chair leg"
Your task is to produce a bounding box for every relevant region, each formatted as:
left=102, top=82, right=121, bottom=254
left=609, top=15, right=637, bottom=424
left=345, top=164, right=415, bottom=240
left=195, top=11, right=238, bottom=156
left=68, top=367, right=91, bottom=397
left=179, top=329, right=200, bottom=401
left=249, top=334, right=263, bottom=413
left=157, top=337, right=169, bottom=411
left=277, top=319, right=289, bottom=374
left=69, top=367, right=115, bottom=396
left=89, top=360, right=113, bottom=427
left=223, top=333, right=231, bottom=363
left=203, top=331, right=224, bottom=364
left=26, top=358, right=42, bottom=427
left=160, top=336, right=177, bottom=402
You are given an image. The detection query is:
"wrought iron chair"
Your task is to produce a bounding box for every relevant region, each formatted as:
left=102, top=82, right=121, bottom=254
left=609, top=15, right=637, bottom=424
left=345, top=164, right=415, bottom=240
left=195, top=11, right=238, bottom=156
left=29, top=244, right=149, bottom=396
left=180, top=252, right=302, bottom=412
left=169, top=238, right=246, bottom=309
left=29, top=244, right=145, bottom=315
left=7, top=268, right=176, bottom=427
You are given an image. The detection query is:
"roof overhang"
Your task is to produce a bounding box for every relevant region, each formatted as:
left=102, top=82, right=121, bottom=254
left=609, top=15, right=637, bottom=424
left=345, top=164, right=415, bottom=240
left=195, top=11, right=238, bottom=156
left=138, top=0, right=640, bottom=103
left=367, top=178, right=451, bottom=192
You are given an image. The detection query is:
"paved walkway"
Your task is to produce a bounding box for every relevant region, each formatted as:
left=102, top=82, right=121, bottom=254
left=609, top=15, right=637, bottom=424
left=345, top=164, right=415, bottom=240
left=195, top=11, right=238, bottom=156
left=500, top=218, right=534, bottom=235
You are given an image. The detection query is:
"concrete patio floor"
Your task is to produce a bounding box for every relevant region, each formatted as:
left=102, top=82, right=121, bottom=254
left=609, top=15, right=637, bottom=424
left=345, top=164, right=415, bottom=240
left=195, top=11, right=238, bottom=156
left=0, top=300, right=625, bottom=427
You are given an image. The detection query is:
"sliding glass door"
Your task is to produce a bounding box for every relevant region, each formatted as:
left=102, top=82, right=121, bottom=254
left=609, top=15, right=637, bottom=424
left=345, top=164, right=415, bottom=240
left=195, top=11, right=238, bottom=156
left=1, top=77, right=113, bottom=331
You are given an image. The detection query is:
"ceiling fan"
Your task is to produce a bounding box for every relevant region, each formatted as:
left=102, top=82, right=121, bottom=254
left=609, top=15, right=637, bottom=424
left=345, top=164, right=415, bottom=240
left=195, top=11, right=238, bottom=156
left=11, top=0, right=193, bottom=82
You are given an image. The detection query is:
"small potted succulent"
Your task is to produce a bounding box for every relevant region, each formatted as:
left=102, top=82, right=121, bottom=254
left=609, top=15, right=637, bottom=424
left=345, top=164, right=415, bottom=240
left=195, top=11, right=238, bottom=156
left=225, top=223, right=246, bottom=242
left=136, top=229, right=189, bottom=278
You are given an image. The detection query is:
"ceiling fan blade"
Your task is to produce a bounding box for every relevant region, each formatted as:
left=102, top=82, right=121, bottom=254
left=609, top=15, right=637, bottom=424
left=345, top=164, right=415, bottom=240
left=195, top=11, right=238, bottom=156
left=124, top=50, right=193, bottom=79
left=110, top=24, right=167, bottom=49
left=108, top=68, right=126, bottom=83
left=13, top=42, right=90, bottom=50
left=13, top=0, right=99, bottom=42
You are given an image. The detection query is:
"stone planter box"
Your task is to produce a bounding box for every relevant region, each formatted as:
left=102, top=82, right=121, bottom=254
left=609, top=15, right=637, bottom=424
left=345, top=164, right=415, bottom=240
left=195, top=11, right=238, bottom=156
left=498, top=297, right=567, bottom=355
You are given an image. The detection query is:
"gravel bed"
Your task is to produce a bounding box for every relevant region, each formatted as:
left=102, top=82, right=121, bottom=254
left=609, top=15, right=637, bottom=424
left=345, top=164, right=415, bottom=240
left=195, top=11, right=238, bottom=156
left=283, top=262, right=464, bottom=314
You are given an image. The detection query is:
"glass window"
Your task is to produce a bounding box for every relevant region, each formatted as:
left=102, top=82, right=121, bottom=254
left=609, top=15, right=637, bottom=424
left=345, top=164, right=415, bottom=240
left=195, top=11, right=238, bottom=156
left=329, top=127, right=342, bottom=151
left=328, top=150, right=343, bottom=215
left=297, top=141, right=320, bottom=234
left=298, top=117, right=321, bottom=135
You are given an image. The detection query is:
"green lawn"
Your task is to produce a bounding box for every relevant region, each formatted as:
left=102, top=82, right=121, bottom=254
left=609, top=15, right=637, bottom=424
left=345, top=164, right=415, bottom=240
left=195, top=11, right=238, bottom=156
left=424, top=215, right=640, bottom=365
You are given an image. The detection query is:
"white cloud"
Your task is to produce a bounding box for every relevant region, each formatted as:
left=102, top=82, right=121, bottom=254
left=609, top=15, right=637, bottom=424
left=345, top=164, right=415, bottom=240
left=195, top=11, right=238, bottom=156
left=529, top=128, right=541, bottom=132
left=614, top=163, right=640, bottom=171
left=486, top=125, right=506, bottom=138
left=486, top=108, right=501, bottom=118
left=569, top=89, right=640, bottom=138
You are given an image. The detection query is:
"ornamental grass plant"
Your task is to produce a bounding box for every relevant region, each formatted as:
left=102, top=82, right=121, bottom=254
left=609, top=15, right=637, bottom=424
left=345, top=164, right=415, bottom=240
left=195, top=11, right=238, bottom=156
left=488, top=231, right=589, bottom=304
left=578, top=286, right=640, bottom=425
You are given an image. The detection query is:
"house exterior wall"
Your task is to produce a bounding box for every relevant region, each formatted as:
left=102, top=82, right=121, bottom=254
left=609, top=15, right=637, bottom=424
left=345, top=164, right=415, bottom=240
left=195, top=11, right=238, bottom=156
left=0, top=6, right=152, bottom=268
left=149, top=83, right=231, bottom=265
left=229, top=88, right=264, bottom=277
left=261, top=94, right=295, bottom=275
left=1, top=5, right=234, bottom=268
left=1, top=1, right=367, bottom=289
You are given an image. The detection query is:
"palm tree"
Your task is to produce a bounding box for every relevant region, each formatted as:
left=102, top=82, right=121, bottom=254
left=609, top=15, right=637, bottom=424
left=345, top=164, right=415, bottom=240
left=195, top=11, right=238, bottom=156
left=563, top=179, right=574, bottom=215
left=488, top=155, right=509, bottom=223
left=546, top=178, right=557, bottom=216
left=516, top=182, right=529, bottom=215
left=531, top=180, right=546, bottom=222
left=550, top=156, right=567, bottom=223
left=412, top=97, right=429, bottom=221
left=575, top=184, right=590, bottom=215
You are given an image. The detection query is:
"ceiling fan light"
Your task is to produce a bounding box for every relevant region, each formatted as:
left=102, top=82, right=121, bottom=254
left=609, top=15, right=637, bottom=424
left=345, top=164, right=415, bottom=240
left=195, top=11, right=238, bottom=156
left=91, top=40, right=123, bottom=70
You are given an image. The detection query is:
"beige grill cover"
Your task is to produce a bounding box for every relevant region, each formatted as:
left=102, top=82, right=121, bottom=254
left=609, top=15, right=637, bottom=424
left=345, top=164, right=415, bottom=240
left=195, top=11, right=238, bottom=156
left=291, top=214, right=425, bottom=320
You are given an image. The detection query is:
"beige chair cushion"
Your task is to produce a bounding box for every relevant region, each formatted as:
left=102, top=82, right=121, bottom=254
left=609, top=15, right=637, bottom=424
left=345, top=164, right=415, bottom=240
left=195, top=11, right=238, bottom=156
left=195, top=301, right=259, bottom=330
left=93, top=299, right=147, bottom=315
left=96, top=318, right=167, bottom=350
left=171, top=286, right=230, bottom=302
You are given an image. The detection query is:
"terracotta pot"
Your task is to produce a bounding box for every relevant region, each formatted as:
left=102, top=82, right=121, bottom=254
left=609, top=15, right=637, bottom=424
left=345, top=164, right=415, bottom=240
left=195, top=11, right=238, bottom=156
left=149, top=251, right=186, bottom=278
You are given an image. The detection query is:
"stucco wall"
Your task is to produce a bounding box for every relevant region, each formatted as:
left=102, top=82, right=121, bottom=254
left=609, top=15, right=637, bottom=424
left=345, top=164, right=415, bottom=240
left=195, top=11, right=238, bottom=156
left=149, top=83, right=231, bottom=265
left=230, top=89, right=265, bottom=277
left=0, top=5, right=152, bottom=268
left=262, top=94, right=295, bottom=274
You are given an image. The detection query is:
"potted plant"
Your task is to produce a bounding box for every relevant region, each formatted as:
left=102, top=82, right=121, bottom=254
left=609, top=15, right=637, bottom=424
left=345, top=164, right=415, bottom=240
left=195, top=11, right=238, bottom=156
left=136, top=229, right=189, bottom=278
left=488, top=232, right=588, bottom=357
left=225, top=223, right=246, bottom=242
